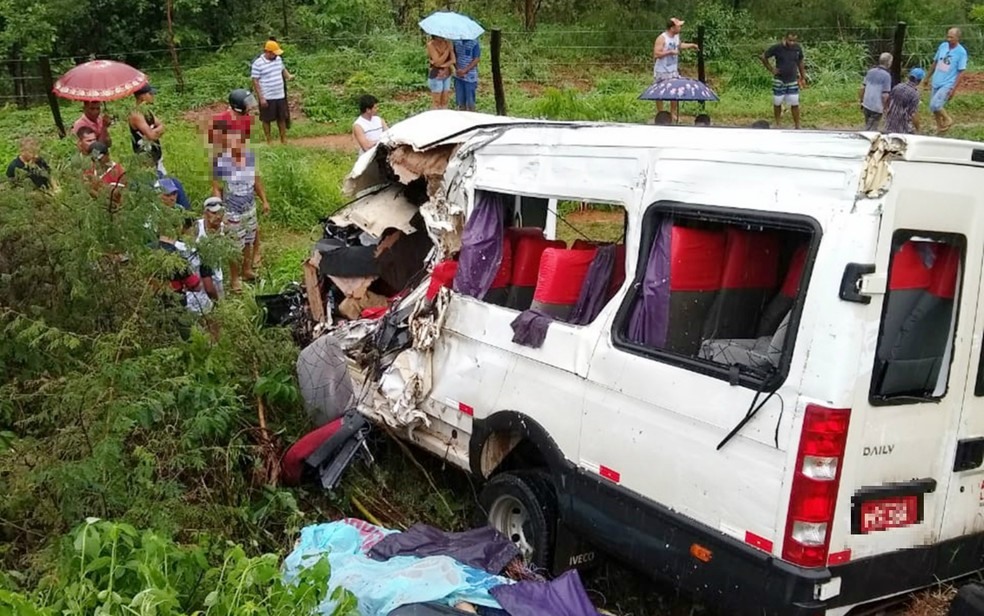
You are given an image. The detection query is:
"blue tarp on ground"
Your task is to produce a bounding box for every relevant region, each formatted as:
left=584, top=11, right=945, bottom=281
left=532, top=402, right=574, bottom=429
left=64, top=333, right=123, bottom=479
left=283, top=519, right=513, bottom=616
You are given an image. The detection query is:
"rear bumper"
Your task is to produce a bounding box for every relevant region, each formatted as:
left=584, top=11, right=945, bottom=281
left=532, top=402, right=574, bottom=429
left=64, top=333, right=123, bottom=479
left=565, top=469, right=984, bottom=615
left=827, top=531, right=984, bottom=609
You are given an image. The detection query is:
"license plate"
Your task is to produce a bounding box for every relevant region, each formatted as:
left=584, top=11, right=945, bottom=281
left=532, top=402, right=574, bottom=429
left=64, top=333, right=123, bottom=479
left=859, top=495, right=919, bottom=534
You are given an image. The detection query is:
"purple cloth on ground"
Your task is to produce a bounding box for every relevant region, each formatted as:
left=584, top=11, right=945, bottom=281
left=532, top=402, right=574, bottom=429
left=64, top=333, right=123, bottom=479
left=368, top=523, right=520, bottom=575
left=489, top=569, right=598, bottom=616
left=510, top=309, right=553, bottom=348
left=627, top=217, right=673, bottom=347
left=453, top=191, right=505, bottom=299
left=568, top=244, right=616, bottom=325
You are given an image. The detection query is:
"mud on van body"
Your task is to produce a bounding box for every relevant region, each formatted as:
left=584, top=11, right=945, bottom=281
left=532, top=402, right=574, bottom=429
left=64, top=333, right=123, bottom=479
left=324, top=110, right=984, bottom=615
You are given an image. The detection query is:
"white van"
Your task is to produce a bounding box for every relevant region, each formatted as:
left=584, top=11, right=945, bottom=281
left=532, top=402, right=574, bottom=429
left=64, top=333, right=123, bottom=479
left=331, top=110, right=984, bottom=615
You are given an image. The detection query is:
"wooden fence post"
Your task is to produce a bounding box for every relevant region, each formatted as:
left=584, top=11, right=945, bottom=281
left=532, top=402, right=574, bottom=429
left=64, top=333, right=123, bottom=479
left=697, top=25, right=707, bottom=111
left=491, top=29, right=507, bottom=116
left=165, top=0, right=186, bottom=93
left=39, top=56, right=66, bottom=139
left=891, top=21, right=907, bottom=86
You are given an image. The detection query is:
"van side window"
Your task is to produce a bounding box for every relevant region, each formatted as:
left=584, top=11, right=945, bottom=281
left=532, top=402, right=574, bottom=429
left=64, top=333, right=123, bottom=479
left=871, top=232, right=963, bottom=403
left=436, top=190, right=627, bottom=327
left=612, top=205, right=816, bottom=389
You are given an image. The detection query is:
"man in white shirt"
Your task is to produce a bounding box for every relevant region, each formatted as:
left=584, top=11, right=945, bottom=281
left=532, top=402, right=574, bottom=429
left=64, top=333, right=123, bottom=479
left=251, top=39, right=293, bottom=144
left=352, top=95, right=388, bottom=154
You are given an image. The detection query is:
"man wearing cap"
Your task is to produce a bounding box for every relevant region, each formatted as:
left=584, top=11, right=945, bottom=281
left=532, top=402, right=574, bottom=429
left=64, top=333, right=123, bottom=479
left=652, top=18, right=699, bottom=123
left=129, top=83, right=166, bottom=174
left=885, top=68, right=925, bottom=134
left=251, top=40, right=293, bottom=145
left=72, top=101, right=112, bottom=148
left=924, top=27, right=968, bottom=134
left=762, top=32, right=806, bottom=129
left=191, top=197, right=227, bottom=301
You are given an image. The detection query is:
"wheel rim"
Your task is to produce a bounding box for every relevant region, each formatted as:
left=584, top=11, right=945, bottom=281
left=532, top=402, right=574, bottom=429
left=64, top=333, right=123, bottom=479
left=487, top=494, right=534, bottom=560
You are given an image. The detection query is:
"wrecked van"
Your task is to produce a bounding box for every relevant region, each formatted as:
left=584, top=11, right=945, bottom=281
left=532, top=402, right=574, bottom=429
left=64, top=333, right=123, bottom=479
left=315, top=110, right=984, bottom=615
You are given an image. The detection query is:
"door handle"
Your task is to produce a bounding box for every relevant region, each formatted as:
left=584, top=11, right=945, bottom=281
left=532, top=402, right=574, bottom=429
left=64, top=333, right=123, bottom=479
left=953, top=437, right=984, bottom=472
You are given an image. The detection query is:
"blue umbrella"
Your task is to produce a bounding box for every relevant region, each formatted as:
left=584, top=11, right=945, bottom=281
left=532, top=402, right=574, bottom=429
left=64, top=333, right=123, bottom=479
left=419, top=11, right=485, bottom=40
left=639, top=77, right=719, bottom=102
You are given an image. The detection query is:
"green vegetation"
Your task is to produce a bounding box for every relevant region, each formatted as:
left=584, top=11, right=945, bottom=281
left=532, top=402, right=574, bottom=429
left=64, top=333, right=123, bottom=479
left=3, top=0, right=984, bottom=612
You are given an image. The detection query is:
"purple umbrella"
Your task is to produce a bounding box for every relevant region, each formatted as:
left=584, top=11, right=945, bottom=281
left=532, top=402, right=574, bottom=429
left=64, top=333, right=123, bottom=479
left=639, top=77, right=719, bottom=102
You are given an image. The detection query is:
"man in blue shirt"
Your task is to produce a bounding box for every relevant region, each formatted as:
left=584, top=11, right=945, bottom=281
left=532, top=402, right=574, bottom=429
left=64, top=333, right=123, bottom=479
left=453, top=39, right=481, bottom=111
left=925, top=27, right=968, bottom=134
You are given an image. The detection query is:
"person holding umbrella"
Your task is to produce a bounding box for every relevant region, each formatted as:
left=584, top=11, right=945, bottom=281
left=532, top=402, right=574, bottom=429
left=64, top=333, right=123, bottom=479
left=652, top=18, right=699, bottom=123
left=426, top=36, right=456, bottom=109
left=419, top=12, right=485, bottom=112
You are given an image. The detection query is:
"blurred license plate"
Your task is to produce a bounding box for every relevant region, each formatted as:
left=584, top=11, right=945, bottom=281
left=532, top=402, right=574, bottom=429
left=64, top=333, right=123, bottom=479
left=859, top=496, right=918, bottom=534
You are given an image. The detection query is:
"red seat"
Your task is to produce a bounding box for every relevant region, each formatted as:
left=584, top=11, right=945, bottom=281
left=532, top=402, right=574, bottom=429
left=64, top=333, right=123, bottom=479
left=484, top=238, right=512, bottom=306
left=665, top=226, right=727, bottom=355
left=531, top=248, right=598, bottom=321
left=427, top=260, right=459, bottom=301
left=507, top=234, right=566, bottom=310
left=703, top=228, right=780, bottom=340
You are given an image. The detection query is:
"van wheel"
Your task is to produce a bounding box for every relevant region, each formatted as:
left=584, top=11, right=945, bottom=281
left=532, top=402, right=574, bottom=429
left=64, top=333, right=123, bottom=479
left=477, top=470, right=557, bottom=569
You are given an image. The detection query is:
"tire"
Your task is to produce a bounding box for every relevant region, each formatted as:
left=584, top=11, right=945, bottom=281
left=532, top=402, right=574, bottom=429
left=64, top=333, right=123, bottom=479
left=476, top=470, right=557, bottom=569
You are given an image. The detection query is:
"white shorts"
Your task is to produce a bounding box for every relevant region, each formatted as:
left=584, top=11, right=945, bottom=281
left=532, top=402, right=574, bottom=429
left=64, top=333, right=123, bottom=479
left=772, top=80, right=801, bottom=107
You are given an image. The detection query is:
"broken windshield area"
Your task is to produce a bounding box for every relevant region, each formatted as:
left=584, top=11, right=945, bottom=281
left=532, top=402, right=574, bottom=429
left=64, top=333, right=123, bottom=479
left=613, top=204, right=816, bottom=389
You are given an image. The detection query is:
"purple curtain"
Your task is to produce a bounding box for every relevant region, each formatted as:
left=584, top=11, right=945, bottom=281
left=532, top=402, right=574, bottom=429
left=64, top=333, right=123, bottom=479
left=490, top=569, right=598, bottom=616
left=569, top=244, right=616, bottom=325
left=453, top=191, right=504, bottom=299
left=627, top=218, right=672, bottom=347
left=510, top=309, right=553, bottom=348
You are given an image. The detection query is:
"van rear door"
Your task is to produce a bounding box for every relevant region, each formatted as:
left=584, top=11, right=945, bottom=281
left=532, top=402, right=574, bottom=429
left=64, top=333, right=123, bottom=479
left=832, top=162, right=984, bottom=564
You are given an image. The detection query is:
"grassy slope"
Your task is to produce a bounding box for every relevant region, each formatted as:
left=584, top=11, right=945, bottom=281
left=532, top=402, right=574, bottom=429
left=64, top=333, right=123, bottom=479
left=1, top=30, right=977, bottom=614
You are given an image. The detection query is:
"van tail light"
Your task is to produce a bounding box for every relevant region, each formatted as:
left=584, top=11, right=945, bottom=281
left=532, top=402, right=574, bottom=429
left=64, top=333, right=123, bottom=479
left=782, top=404, right=851, bottom=568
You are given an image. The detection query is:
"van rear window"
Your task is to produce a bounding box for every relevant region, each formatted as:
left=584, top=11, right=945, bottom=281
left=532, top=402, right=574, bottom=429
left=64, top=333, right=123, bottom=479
left=612, top=203, right=817, bottom=390
left=870, top=232, right=963, bottom=403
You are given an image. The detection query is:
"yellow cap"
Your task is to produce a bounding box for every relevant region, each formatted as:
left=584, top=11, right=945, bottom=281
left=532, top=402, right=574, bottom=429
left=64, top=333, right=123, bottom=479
left=264, top=40, right=284, bottom=55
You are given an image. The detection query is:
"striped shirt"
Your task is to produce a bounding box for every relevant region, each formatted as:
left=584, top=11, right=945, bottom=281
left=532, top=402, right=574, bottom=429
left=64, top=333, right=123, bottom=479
left=251, top=55, right=285, bottom=100
left=884, top=82, right=920, bottom=133
left=453, top=39, right=481, bottom=82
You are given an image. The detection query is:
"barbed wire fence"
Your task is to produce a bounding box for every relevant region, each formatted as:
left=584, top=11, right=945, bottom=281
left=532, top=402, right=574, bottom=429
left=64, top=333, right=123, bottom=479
left=0, top=21, right=980, bottom=123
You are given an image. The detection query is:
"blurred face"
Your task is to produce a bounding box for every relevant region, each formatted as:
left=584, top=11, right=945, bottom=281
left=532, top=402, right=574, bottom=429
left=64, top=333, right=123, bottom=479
left=367, top=104, right=378, bottom=117
left=227, top=130, right=244, bottom=153
left=669, top=23, right=681, bottom=35
left=160, top=192, right=178, bottom=207
left=264, top=50, right=277, bottom=61
left=19, top=142, right=38, bottom=162
left=83, top=101, right=101, bottom=120
left=78, top=132, right=96, bottom=154
left=204, top=209, right=224, bottom=229
left=138, top=92, right=155, bottom=105
left=784, top=33, right=798, bottom=47
left=947, top=29, right=960, bottom=46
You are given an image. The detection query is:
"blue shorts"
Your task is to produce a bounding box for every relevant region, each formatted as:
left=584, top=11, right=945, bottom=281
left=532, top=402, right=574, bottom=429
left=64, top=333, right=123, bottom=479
left=772, top=79, right=800, bottom=107
left=930, top=85, right=953, bottom=113
left=428, top=76, right=451, bottom=93
left=454, top=78, right=477, bottom=109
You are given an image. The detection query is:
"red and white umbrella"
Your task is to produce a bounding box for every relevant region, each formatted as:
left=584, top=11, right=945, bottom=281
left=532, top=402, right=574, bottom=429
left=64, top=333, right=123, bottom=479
left=53, top=60, right=148, bottom=101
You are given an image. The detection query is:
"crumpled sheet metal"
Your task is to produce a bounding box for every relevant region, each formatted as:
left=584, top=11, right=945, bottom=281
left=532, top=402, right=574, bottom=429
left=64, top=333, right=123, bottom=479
left=373, top=349, right=432, bottom=429
left=388, top=144, right=460, bottom=186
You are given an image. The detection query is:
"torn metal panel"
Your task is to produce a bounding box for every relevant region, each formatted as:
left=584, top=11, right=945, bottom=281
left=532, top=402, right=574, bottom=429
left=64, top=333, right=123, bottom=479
left=330, top=184, right=418, bottom=237
left=389, top=144, right=460, bottom=185
left=861, top=135, right=903, bottom=198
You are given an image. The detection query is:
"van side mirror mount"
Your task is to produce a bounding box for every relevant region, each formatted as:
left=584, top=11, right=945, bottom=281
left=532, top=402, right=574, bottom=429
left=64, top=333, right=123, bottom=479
left=839, top=263, right=878, bottom=304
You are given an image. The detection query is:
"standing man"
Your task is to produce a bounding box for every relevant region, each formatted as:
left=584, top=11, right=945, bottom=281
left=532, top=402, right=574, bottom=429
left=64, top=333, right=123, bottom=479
left=129, top=83, right=166, bottom=175
left=924, top=28, right=968, bottom=134
left=860, top=52, right=893, bottom=131
left=652, top=18, right=698, bottom=123
left=885, top=68, right=924, bottom=135
left=251, top=40, right=293, bottom=145
left=762, top=32, right=806, bottom=129
left=72, top=101, right=112, bottom=148
left=452, top=38, right=481, bottom=111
